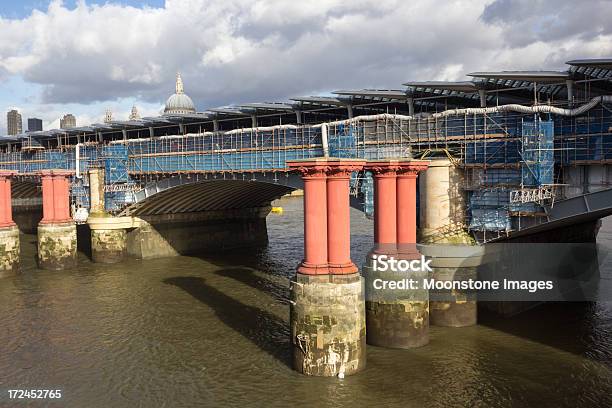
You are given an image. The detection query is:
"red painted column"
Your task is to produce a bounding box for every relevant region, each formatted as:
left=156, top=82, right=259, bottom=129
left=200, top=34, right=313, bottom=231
left=397, top=161, right=429, bottom=256
left=326, top=160, right=365, bottom=274
left=52, top=174, right=71, bottom=222
left=288, top=160, right=329, bottom=275
left=0, top=170, right=16, bottom=228
left=40, top=170, right=73, bottom=224
left=366, top=161, right=401, bottom=254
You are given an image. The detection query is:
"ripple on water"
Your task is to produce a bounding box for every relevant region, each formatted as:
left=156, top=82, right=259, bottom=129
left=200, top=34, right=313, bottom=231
left=0, top=201, right=611, bottom=407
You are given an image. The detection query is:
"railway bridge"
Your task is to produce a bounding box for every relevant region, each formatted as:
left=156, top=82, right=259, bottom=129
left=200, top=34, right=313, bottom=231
left=2, top=59, right=612, bottom=376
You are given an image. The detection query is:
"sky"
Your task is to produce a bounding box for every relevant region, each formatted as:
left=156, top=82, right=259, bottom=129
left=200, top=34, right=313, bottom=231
left=0, top=0, right=611, bottom=134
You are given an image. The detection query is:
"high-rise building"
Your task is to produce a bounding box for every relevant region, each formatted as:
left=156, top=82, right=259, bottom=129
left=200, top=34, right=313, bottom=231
left=27, top=118, right=43, bottom=132
left=7, top=109, right=22, bottom=135
left=60, top=114, right=76, bottom=129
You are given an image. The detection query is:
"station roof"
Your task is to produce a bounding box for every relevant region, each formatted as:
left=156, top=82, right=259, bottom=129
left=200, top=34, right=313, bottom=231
left=2, top=58, right=611, bottom=144
left=566, top=59, right=612, bottom=69
left=403, top=81, right=482, bottom=92
left=332, top=89, right=409, bottom=100
left=468, top=70, right=570, bottom=83
left=290, top=96, right=347, bottom=106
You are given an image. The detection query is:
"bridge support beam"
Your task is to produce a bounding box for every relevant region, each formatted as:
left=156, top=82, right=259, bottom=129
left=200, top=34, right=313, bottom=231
left=363, top=160, right=430, bottom=349
left=0, top=171, right=20, bottom=272
left=288, top=158, right=366, bottom=377
left=38, top=170, right=76, bottom=270
left=419, top=159, right=477, bottom=327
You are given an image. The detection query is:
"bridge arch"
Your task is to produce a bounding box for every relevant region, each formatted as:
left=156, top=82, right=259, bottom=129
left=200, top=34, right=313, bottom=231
left=119, top=176, right=300, bottom=217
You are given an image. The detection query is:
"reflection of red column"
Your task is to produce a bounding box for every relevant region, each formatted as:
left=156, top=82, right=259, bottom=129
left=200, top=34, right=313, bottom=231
left=397, top=161, right=429, bottom=256
left=326, top=160, right=366, bottom=274
left=288, top=160, right=329, bottom=275
left=366, top=161, right=401, bottom=254
left=40, top=170, right=73, bottom=224
left=0, top=170, right=16, bottom=228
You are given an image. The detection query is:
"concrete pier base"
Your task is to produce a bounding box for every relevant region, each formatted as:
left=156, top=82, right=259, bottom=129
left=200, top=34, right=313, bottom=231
left=91, top=229, right=127, bottom=263
left=363, top=258, right=429, bottom=348
left=0, top=225, right=20, bottom=272
left=37, top=222, right=77, bottom=270
left=419, top=244, right=484, bottom=327
left=290, top=272, right=366, bottom=377
left=429, top=266, right=478, bottom=327
left=87, top=216, right=133, bottom=263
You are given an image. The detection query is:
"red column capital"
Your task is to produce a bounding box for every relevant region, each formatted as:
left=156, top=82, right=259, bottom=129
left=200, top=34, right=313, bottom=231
left=397, top=160, right=430, bottom=177
left=0, top=170, right=17, bottom=179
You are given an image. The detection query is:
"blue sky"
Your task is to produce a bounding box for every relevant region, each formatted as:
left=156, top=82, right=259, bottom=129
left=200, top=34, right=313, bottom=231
left=0, top=0, right=164, bottom=18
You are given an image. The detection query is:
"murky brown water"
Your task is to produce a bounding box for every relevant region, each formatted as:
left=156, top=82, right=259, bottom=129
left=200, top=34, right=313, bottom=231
left=1, top=197, right=612, bottom=407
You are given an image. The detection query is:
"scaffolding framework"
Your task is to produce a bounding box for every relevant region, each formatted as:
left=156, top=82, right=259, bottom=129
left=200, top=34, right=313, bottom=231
left=0, top=103, right=611, bottom=241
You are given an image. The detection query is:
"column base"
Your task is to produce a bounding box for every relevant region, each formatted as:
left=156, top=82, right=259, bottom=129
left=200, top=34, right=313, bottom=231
left=297, top=262, right=329, bottom=275
left=290, top=272, right=366, bottom=376
left=91, top=229, right=127, bottom=263
left=363, top=260, right=429, bottom=348
left=327, top=262, right=358, bottom=274
left=0, top=225, right=20, bottom=272
left=37, top=222, right=77, bottom=270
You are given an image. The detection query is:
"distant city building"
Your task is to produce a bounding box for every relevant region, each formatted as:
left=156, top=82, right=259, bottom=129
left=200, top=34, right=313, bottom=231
left=164, top=73, right=196, bottom=115
left=60, top=114, right=76, bottom=129
left=7, top=109, right=22, bottom=135
left=27, top=118, right=43, bottom=132
left=129, top=105, right=140, bottom=120
left=104, top=109, right=113, bottom=123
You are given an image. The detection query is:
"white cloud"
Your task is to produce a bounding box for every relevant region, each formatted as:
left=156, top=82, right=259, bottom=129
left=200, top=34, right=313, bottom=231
left=0, top=0, right=610, bottom=134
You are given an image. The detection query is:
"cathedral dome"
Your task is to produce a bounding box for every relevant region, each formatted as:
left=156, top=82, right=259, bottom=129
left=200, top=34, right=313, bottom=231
left=164, top=73, right=196, bottom=115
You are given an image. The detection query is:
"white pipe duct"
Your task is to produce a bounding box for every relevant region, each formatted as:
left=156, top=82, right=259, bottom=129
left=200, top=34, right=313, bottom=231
left=75, top=143, right=81, bottom=178
left=321, top=123, right=329, bottom=157
left=315, top=95, right=612, bottom=127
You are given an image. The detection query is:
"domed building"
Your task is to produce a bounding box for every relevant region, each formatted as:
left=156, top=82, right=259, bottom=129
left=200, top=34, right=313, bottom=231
left=164, top=73, right=196, bottom=115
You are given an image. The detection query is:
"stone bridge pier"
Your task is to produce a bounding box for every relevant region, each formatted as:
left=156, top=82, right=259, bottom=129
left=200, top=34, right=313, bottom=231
left=38, top=170, right=77, bottom=270
left=362, top=160, right=430, bottom=349
left=288, top=158, right=366, bottom=377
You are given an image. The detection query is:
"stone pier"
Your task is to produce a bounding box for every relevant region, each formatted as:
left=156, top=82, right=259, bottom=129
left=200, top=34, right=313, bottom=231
left=0, top=171, right=20, bottom=272
left=86, top=167, right=130, bottom=263
left=88, top=217, right=133, bottom=263
left=363, top=160, right=430, bottom=349
left=419, top=158, right=478, bottom=327
left=37, top=170, right=77, bottom=270
left=288, top=158, right=366, bottom=377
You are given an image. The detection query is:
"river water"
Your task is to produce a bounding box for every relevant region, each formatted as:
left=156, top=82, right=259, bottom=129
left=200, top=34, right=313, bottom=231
left=1, top=196, right=611, bottom=407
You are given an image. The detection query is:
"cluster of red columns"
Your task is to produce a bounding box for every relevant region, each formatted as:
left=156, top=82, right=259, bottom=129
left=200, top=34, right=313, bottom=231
left=289, top=158, right=429, bottom=275
left=0, top=170, right=73, bottom=229
left=290, top=158, right=365, bottom=275
left=370, top=160, right=430, bottom=256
